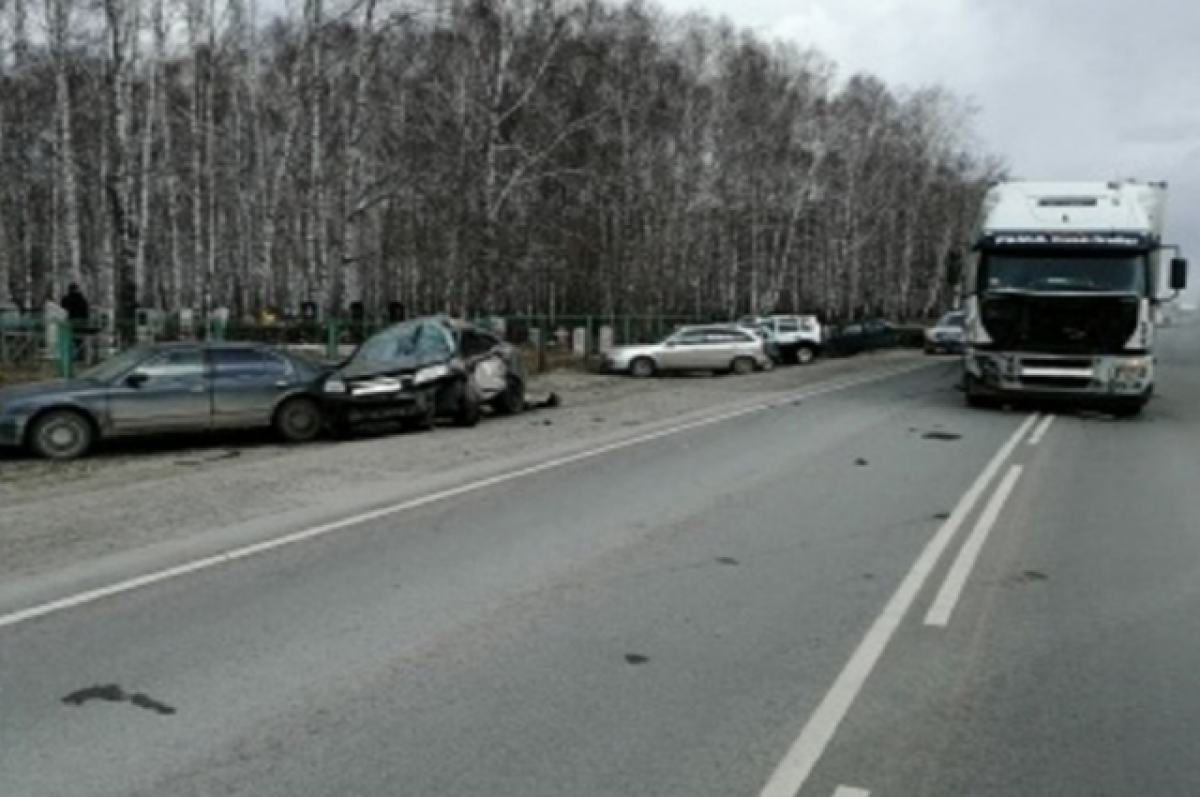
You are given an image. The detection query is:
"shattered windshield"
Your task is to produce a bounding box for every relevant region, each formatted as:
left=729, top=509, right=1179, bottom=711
left=352, top=320, right=455, bottom=366
left=982, top=252, right=1147, bottom=294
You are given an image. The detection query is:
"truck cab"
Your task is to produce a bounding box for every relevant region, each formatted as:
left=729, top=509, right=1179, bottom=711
left=962, top=180, right=1187, bottom=416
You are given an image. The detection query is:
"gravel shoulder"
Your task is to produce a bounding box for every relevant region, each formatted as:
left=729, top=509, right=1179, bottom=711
left=0, top=351, right=930, bottom=588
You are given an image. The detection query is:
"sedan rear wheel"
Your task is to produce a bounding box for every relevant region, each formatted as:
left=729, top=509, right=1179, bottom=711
left=274, top=397, right=323, bottom=443
left=29, top=409, right=95, bottom=461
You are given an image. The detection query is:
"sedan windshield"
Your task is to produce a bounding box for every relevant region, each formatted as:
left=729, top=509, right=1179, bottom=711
left=982, top=252, right=1146, bottom=294
left=352, top=319, right=455, bottom=366
left=78, top=346, right=152, bottom=383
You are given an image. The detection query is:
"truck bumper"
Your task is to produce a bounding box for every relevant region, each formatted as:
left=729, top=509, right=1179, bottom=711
left=964, top=350, right=1154, bottom=402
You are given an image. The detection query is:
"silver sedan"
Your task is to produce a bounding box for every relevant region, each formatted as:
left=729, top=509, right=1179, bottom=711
left=602, top=326, right=772, bottom=377
left=0, top=343, right=327, bottom=460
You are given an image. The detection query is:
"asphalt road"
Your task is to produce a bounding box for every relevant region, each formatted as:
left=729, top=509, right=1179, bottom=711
left=2, top=326, right=1198, bottom=797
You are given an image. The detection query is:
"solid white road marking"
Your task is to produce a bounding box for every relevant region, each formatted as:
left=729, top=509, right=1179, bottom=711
left=0, top=361, right=933, bottom=633
left=757, top=413, right=1038, bottom=797
left=1028, top=414, right=1055, bottom=446
left=925, top=464, right=1024, bottom=627
left=833, top=787, right=870, bottom=797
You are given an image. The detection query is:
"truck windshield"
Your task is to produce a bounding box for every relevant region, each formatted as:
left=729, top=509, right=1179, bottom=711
left=981, top=252, right=1146, bottom=294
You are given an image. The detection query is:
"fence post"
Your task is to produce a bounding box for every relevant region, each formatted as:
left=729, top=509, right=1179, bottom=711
left=325, top=319, right=340, bottom=361
left=57, top=321, right=74, bottom=379
left=536, top=315, right=548, bottom=374
left=623, top=316, right=632, bottom=346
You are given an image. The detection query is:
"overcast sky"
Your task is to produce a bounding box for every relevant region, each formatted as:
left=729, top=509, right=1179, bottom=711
left=656, top=0, right=1200, bottom=268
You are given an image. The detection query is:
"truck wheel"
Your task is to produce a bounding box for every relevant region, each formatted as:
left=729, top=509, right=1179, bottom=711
left=274, top=397, right=323, bottom=443
left=796, top=344, right=817, bottom=365
left=964, top=374, right=995, bottom=409
left=630, top=357, right=656, bottom=378
left=29, top=408, right=95, bottom=461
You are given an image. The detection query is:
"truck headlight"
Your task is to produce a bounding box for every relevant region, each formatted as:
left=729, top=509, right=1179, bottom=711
left=414, top=364, right=451, bottom=385
left=1114, top=357, right=1150, bottom=379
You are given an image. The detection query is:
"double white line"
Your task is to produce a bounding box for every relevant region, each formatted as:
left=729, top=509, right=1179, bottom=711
left=759, top=412, right=1046, bottom=797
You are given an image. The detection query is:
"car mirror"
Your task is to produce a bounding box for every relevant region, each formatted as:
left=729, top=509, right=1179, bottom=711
left=1170, top=257, right=1188, bottom=291
left=125, top=372, right=149, bottom=389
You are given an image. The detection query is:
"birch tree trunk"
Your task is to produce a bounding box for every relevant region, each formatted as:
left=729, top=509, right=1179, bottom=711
left=47, top=0, right=83, bottom=297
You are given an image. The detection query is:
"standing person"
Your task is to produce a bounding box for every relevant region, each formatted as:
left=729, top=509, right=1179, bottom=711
left=61, top=283, right=90, bottom=324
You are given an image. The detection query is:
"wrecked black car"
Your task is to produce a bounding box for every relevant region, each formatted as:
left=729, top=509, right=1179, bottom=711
left=321, top=316, right=527, bottom=436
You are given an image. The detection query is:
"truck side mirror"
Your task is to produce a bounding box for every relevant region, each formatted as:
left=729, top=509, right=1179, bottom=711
left=1170, top=257, right=1188, bottom=291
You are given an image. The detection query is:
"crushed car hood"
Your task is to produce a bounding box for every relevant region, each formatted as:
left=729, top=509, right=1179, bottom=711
left=338, top=354, right=451, bottom=381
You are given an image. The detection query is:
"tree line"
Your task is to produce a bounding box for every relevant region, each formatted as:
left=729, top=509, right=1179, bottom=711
left=0, top=0, right=1003, bottom=326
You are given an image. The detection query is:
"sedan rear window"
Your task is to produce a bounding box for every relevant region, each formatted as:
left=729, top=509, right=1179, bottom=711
left=213, top=349, right=289, bottom=378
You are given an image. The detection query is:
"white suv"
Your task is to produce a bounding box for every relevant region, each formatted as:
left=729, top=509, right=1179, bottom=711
left=737, top=315, right=824, bottom=364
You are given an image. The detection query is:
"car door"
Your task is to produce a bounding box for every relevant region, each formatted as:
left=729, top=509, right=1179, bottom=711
left=210, top=348, right=294, bottom=429
left=108, top=347, right=212, bottom=434
left=775, top=317, right=801, bottom=347
left=658, top=328, right=708, bottom=370
left=694, top=329, right=737, bottom=369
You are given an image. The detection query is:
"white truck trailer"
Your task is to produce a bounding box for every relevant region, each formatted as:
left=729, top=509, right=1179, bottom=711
left=960, top=180, right=1188, bottom=416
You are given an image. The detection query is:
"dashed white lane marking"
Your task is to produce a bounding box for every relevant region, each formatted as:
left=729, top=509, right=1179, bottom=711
left=1028, top=414, right=1055, bottom=446
left=757, top=414, right=1038, bottom=797
left=0, top=362, right=933, bottom=633
left=925, top=464, right=1025, bottom=627
left=832, top=787, right=870, bottom=797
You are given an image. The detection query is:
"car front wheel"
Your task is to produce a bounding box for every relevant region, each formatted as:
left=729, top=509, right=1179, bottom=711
left=454, top=381, right=482, bottom=427
left=29, top=409, right=95, bottom=461
left=630, top=357, right=656, bottom=378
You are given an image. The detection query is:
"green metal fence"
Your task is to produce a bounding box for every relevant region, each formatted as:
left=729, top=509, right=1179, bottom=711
left=1, top=312, right=928, bottom=382
left=1, top=313, right=718, bottom=379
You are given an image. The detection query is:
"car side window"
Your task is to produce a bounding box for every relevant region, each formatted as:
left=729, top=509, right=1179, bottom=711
left=673, top=329, right=708, bottom=345
left=778, top=319, right=800, bottom=332
left=708, top=330, right=751, bottom=343
left=136, top=349, right=206, bottom=380
left=212, top=349, right=289, bottom=378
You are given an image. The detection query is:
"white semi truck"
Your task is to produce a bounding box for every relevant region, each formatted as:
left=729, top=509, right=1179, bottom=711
left=960, top=180, right=1188, bottom=416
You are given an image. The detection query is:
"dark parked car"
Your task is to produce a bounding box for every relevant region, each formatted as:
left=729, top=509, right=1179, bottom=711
left=826, top=318, right=901, bottom=357
left=0, top=343, right=328, bottom=460
left=321, top=316, right=526, bottom=435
